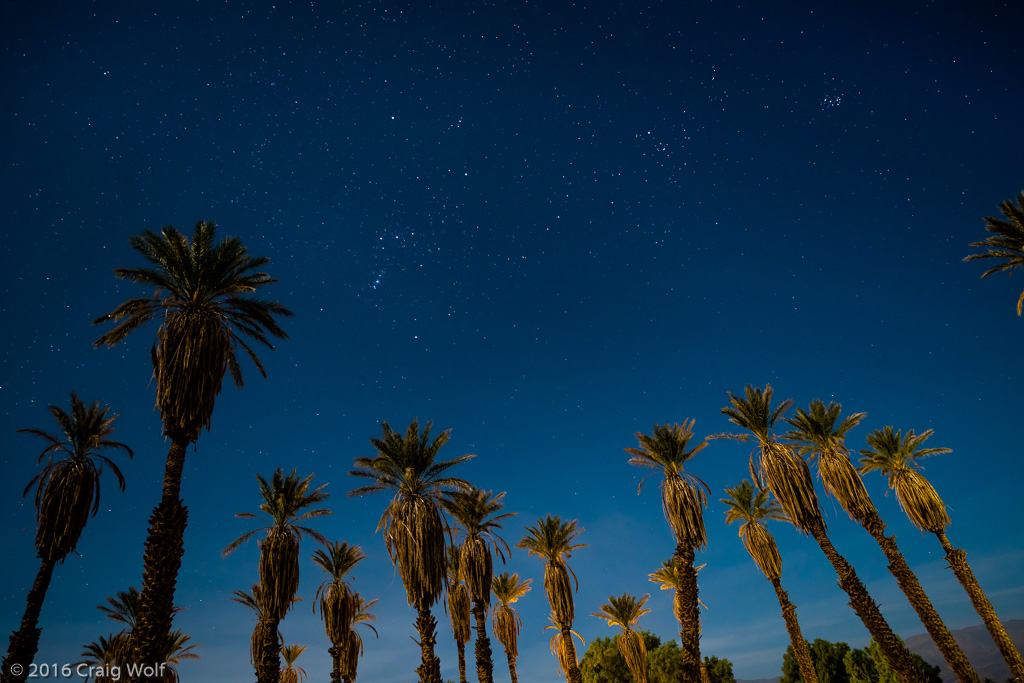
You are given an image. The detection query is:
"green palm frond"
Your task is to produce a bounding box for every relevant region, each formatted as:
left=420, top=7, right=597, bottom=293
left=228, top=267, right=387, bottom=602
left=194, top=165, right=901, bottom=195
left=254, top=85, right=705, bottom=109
left=964, top=191, right=1024, bottom=315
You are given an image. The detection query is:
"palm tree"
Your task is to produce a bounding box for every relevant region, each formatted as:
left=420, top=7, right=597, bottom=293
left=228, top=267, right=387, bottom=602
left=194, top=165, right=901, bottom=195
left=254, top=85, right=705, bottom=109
left=348, top=419, right=473, bottom=683
left=625, top=421, right=709, bottom=682
left=92, top=221, right=292, bottom=668
left=646, top=561, right=711, bottom=683
left=442, top=487, right=516, bottom=683
left=964, top=191, right=1024, bottom=315
left=491, top=572, right=531, bottom=683
left=231, top=584, right=278, bottom=677
left=784, top=401, right=978, bottom=682
left=446, top=546, right=472, bottom=683
left=860, top=426, right=1024, bottom=680
left=312, top=542, right=366, bottom=683
left=339, top=593, right=378, bottom=683
left=280, top=644, right=308, bottom=683
left=223, top=468, right=331, bottom=683
left=718, top=385, right=924, bottom=682
left=516, top=515, right=587, bottom=683
left=719, top=480, right=817, bottom=683
left=3, top=393, right=133, bottom=683
left=591, top=593, right=652, bottom=683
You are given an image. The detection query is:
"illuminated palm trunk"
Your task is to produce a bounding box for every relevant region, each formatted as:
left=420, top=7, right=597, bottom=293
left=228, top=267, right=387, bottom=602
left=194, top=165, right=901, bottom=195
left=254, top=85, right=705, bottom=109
left=2, top=558, right=56, bottom=683
left=769, top=577, right=817, bottom=683
left=674, top=546, right=703, bottom=683
left=414, top=601, right=441, bottom=683
left=471, top=600, right=494, bottom=683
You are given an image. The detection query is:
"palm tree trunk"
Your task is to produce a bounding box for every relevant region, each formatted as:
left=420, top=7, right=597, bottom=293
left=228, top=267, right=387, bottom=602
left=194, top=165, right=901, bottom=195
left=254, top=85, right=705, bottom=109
left=2, top=557, right=56, bottom=683
left=808, top=520, right=926, bottom=682
left=561, top=628, right=583, bottom=683
left=414, top=599, right=441, bottom=683
left=505, top=650, right=519, bottom=683
left=131, top=438, right=189, bottom=677
left=936, top=531, right=1024, bottom=680
left=256, top=616, right=281, bottom=683
left=471, top=600, right=494, bottom=683
left=456, top=642, right=467, bottom=683
left=329, top=644, right=342, bottom=683
left=769, top=577, right=818, bottom=683
left=861, top=514, right=978, bottom=682
left=674, top=544, right=703, bottom=683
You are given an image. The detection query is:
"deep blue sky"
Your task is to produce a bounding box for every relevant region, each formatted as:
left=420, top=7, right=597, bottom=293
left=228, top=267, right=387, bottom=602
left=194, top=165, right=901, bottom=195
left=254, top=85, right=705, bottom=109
left=1, top=1, right=1021, bottom=681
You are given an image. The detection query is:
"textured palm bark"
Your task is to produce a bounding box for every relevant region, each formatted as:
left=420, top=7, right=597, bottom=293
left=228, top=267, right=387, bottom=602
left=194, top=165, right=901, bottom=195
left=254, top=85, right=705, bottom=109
left=471, top=600, right=494, bottom=683
left=456, top=642, right=467, bottom=683
left=770, top=578, right=818, bottom=683
left=2, top=558, right=56, bottom=683
left=414, top=601, right=441, bottom=683
left=255, top=616, right=282, bottom=683
left=809, top=520, right=926, bottom=683
left=561, top=628, right=583, bottom=683
left=674, top=545, right=703, bottom=683
left=860, top=514, right=978, bottom=682
left=131, top=438, right=190, bottom=681
left=937, top=532, right=1024, bottom=681
left=505, top=650, right=519, bottom=683
left=328, top=644, right=342, bottom=683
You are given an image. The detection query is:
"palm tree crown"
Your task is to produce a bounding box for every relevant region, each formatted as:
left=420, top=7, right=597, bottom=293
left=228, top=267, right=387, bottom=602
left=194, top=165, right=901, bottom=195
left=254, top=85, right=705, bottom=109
left=516, top=515, right=586, bottom=627
left=964, top=191, right=1024, bottom=315
left=312, top=541, right=366, bottom=646
left=20, top=392, right=134, bottom=562
left=859, top=426, right=952, bottom=534
left=491, top=572, right=532, bottom=660
left=720, top=480, right=787, bottom=580
left=592, top=593, right=652, bottom=683
left=92, top=220, right=292, bottom=440
left=442, top=487, right=516, bottom=604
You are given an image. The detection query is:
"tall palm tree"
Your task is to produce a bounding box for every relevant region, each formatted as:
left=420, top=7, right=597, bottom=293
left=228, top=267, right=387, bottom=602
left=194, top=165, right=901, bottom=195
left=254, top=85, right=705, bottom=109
left=223, top=468, right=331, bottom=683
left=348, top=419, right=473, bottom=683
left=312, top=542, right=366, bottom=683
left=625, top=420, right=709, bottom=683
left=442, top=487, right=516, bottom=683
left=784, top=401, right=978, bottom=682
left=591, top=593, right=652, bottom=683
left=718, top=385, right=924, bottom=682
left=646, top=561, right=710, bottom=683
left=339, top=593, right=378, bottom=683
left=92, top=221, right=292, bottom=668
left=446, top=545, right=472, bottom=683
left=491, top=572, right=531, bottom=683
left=3, top=393, right=133, bottom=683
left=719, top=480, right=817, bottom=683
left=964, top=190, right=1024, bottom=315
left=860, top=426, right=1024, bottom=680
left=280, top=644, right=308, bottom=683
left=516, top=515, right=587, bottom=683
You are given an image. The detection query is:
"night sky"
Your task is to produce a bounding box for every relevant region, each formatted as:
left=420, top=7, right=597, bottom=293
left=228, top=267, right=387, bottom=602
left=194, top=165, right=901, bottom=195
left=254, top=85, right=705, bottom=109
left=1, top=1, right=1022, bottom=681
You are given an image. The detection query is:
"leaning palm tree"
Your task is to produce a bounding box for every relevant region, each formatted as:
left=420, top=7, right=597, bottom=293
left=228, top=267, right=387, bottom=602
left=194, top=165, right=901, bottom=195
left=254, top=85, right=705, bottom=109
left=312, top=541, right=366, bottom=683
left=718, top=385, right=924, bottom=682
left=491, top=572, right=532, bottom=683
left=784, top=401, right=978, bottom=682
left=442, top=487, right=516, bottom=683
left=591, top=593, right=652, bottom=683
left=516, top=515, right=587, bottom=683
left=348, top=419, right=473, bottom=683
left=446, top=545, right=472, bottom=683
left=3, top=393, right=133, bottom=683
left=964, top=190, right=1024, bottom=315
left=339, top=593, right=378, bottom=683
left=719, top=480, right=817, bottom=683
left=860, top=426, right=1024, bottom=680
left=280, top=644, right=308, bottom=683
left=92, top=221, right=292, bottom=668
left=625, top=421, right=709, bottom=682
left=223, top=468, right=331, bottom=683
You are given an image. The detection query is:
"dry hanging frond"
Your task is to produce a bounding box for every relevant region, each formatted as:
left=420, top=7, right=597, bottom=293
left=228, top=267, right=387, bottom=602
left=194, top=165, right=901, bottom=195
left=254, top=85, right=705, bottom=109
left=662, top=473, right=709, bottom=549
left=260, top=527, right=300, bottom=619
left=616, top=629, right=649, bottom=683
left=459, top=535, right=493, bottom=604
left=817, top=449, right=875, bottom=522
left=493, top=604, right=521, bottom=658
left=894, top=469, right=950, bottom=533
left=448, top=581, right=471, bottom=644
left=383, top=493, right=447, bottom=607
left=760, top=442, right=822, bottom=534
left=154, top=313, right=230, bottom=439
left=741, top=521, right=781, bottom=580
left=544, top=562, right=576, bottom=629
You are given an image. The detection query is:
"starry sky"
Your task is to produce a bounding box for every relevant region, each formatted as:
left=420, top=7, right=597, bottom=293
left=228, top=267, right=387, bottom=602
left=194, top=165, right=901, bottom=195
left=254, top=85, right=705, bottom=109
left=1, top=1, right=1022, bottom=681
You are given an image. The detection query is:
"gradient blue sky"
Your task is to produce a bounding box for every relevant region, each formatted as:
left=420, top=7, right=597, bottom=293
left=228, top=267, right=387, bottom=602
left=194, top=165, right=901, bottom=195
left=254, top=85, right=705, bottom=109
left=1, top=1, right=1022, bottom=681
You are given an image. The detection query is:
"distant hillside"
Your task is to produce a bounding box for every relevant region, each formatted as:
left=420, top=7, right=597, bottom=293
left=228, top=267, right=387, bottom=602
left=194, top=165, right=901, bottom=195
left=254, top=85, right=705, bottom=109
left=905, top=619, right=1024, bottom=683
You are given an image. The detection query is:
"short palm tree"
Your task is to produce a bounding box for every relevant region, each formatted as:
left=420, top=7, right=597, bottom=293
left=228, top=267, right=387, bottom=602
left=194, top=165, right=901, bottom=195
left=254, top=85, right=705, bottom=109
left=516, top=515, right=587, bottom=683
left=591, top=593, right=652, bottom=683
left=625, top=420, right=709, bottom=682
left=491, top=572, right=531, bottom=683
left=92, top=221, right=292, bottom=668
left=312, top=541, right=366, bottom=683
left=232, top=584, right=291, bottom=675
left=442, top=487, right=516, bottom=683
left=860, top=426, right=1024, bottom=680
left=446, top=546, right=472, bottom=683
left=718, top=385, right=923, bottom=682
left=784, top=401, right=978, bottom=682
left=339, top=593, right=378, bottom=683
left=3, top=393, right=133, bottom=683
left=720, top=480, right=817, bottom=683
left=223, top=468, right=331, bottom=683
left=964, top=190, right=1024, bottom=314
left=280, top=644, right=308, bottom=683
left=348, top=419, right=473, bottom=683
